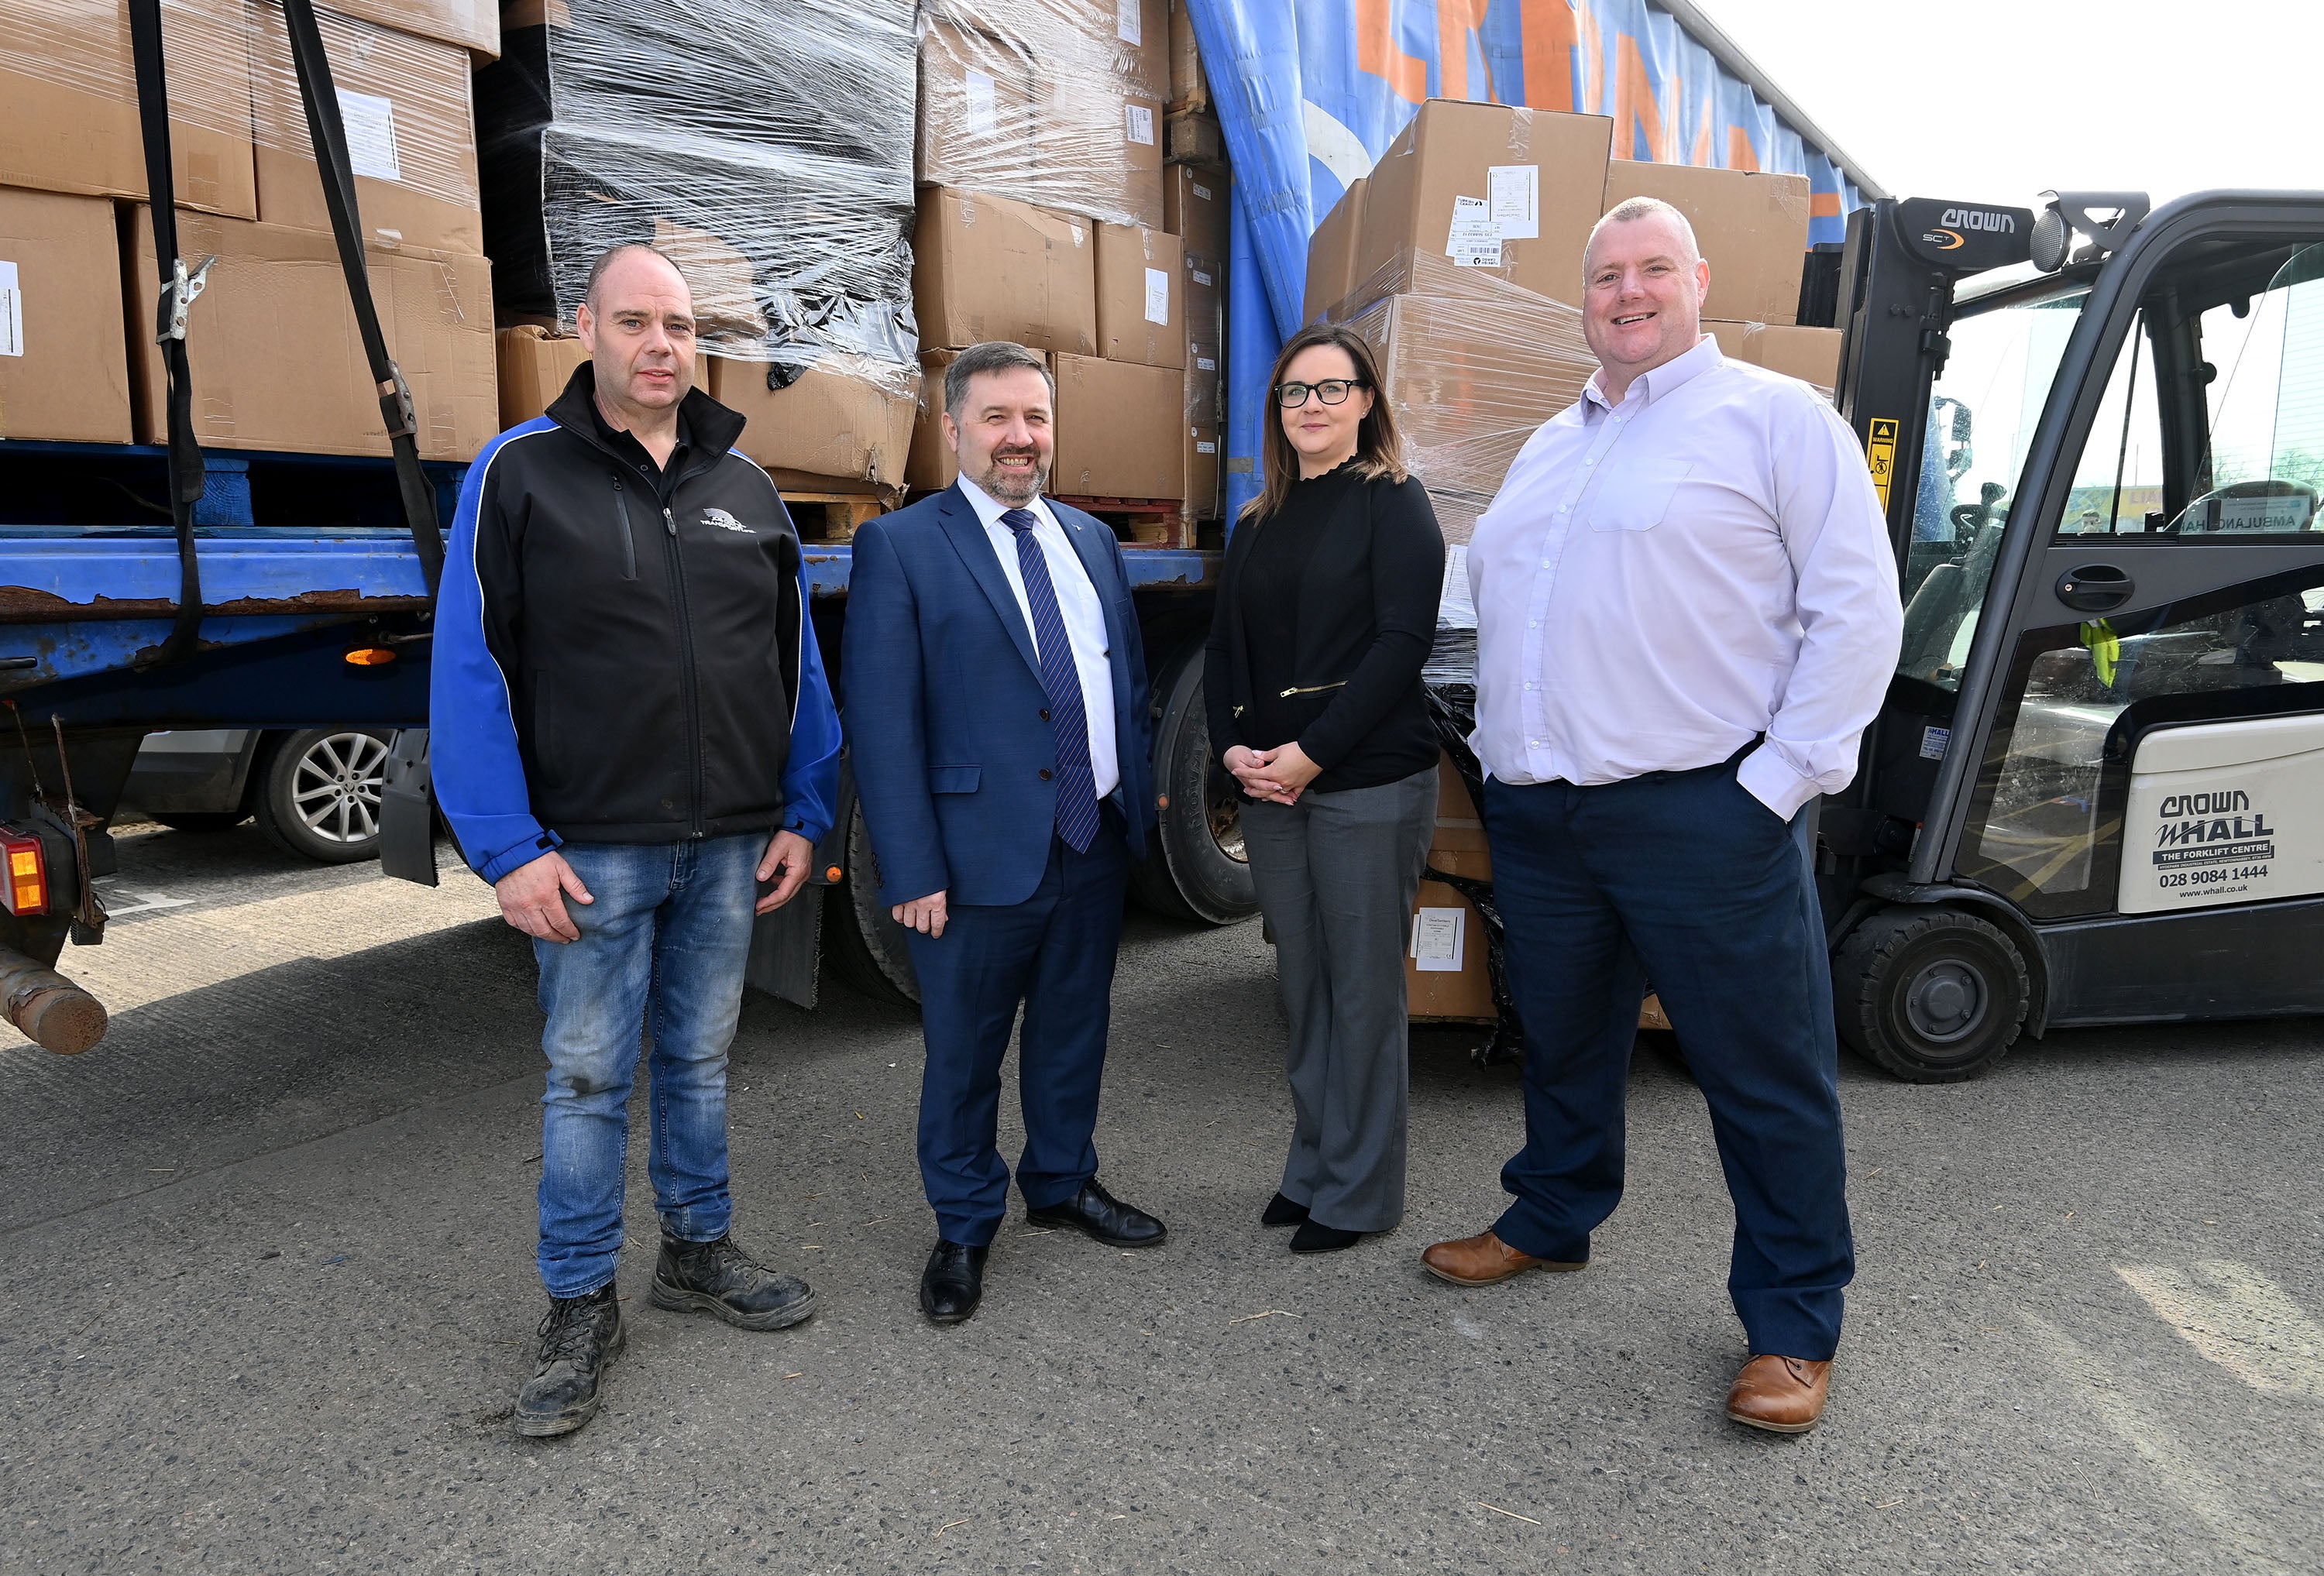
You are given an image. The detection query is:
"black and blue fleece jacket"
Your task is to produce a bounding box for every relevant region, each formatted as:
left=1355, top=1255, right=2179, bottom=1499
left=430, top=365, right=841, bottom=884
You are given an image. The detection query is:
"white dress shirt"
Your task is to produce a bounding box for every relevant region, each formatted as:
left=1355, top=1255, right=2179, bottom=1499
left=956, top=472, right=1121, bottom=798
left=1466, top=335, right=1903, bottom=819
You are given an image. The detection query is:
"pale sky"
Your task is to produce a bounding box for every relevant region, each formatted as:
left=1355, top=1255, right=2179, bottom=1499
left=1704, top=0, right=2324, bottom=211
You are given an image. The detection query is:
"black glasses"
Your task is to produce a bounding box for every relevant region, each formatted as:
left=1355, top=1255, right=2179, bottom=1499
left=1274, top=378, right=1369, bottom=407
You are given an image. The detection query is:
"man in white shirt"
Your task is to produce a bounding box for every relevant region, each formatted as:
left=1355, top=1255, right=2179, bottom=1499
left=1421, top=198, right=1903, bottom=1434
left=844, top=341, right=1164, bottom=1327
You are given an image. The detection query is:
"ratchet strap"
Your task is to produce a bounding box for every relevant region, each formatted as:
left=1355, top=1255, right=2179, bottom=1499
left=125, top=0, right=208, bottom=668
left=278, top=0, right=445, bottom=598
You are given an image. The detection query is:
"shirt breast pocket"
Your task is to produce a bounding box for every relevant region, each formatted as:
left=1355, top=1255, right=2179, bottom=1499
left=1590, top=459, right=1693, bottom=532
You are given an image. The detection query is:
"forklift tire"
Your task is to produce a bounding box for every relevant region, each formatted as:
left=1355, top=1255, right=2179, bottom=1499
left=1834, top=908, right=2029, bottom=1083
left=824, top=797, right=920, bottom=1009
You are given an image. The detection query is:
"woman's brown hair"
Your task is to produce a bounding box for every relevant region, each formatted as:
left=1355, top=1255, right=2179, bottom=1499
left=1239, top=322, right=1408, bottom=526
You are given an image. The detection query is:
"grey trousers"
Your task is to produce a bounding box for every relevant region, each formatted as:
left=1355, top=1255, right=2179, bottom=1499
left=1239, top=764, right=1437, bottom=1232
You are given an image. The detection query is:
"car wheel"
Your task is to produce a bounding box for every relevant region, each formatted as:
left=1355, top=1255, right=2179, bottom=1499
left=148, top=812, right=248, bottom=833
left=253, top=729, right=393, bottom=864
left=1834, top=907, right=2030, bottom=1082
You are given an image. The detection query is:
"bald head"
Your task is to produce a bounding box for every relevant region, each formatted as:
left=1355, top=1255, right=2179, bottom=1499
left=576, top=244, right=697, bottom=430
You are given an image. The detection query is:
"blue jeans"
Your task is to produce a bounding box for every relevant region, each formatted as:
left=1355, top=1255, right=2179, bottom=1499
left=532, top=836, right=759, bottom=1298
left=1482, top=762, right=1853, bottom=1361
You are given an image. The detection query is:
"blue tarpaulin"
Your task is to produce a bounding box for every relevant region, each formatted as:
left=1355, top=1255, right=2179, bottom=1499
left=1184, top=0, right=1868, bottom=522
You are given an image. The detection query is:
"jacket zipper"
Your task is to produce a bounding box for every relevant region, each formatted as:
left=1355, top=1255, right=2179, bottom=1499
left=1279, top=681, right=1348, bottom=698
left=607, top=476, right=638, bottom=579
left=658, top=493, right=709, bottom=840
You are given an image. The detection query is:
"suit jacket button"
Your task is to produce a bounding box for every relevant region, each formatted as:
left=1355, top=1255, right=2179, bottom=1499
left=1038, top=768, right=1053, bottom=781
left=1039, top=707, right=1050, bottom=721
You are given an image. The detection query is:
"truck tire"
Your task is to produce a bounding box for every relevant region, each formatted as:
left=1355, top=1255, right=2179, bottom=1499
left=1129, top=647, right=1258, bottom=925
left=825, top=797, right=920, bottom=1008
left=253, top=729, right=391, bottom=864
left=1834, top=907, right=2029, bottom=1082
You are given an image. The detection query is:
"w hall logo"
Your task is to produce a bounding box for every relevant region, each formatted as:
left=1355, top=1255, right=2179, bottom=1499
left=702, top=507, right=754, bottom=534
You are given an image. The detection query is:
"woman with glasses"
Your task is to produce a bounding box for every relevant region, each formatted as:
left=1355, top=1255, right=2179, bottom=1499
left=1203, top=322, right=1445, bottom=1253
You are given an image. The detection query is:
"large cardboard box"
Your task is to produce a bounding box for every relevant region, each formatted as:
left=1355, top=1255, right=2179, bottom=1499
left=1042, top=83, right=1166, bottom=231
left=1305, top=178, right=1367, bottom=324
left=1407, top=754, right=1494, bottom=1021
left=0, top=0, right=256, bottom=218
left=706, top=355, right=920, bottom=493
left=251, top=2, right=483, bottom=254
left=915, top=17, right=1040, bottom=193
left=1164, top=162, right=1229, bottom=261
left=126, top=208, right=497, bottom=458
left=906, top=347, right=961, bottom=492
left=1184, top=340, right=1222, bottom=424
left=1050, top=354, right=1181, bottom=499
left=332, top=0, right=497, bottom=59
left=1601, top=160, right=1810, bottom=325
left=493, top=324, right=586, bottom=427
left=1181, top=245, right=1221, bottom=348
left=1111, top=0, right=1170, bottom=99
left=914, top=188, right=1098, bottom=355
left=1705, top=319, right=1842, bottom=388
left=1166, top=0, right=1209, bottom=113
left=0, top=189, right=134, bottom=444
left=1182, top=422, right=1219, bottom=519
left=1356, top=101, right=1611, bottom=310
left=1096, top=222, right=1184, bottom=369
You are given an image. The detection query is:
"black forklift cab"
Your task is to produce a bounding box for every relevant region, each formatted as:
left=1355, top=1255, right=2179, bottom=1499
left=1818, top=190, right=2324, bottom=1080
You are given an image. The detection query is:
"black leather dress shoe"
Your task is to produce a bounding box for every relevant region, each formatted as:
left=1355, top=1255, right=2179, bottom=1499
left=1025, top=1179, right=1167, bottom=1248
left=920, top=1240, right=988, bottom=1324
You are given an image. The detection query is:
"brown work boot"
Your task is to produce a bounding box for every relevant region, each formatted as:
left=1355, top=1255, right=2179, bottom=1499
left=1724, top=1355, right=1833, bottom=1434
left=1420, top=1229, right=1585, bottom=1286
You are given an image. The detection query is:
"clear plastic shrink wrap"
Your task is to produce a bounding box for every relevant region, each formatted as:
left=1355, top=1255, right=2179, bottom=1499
left=916, top=0, right=1167, bottom=229
left=476, top=0, right=921, bottom=391
left=0, top=0, right=257, bottom=216
left=1337, top=248, right=1595, bottom=548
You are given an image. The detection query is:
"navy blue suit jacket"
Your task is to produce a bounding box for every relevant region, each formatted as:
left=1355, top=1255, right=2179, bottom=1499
left=844, top=483, right=1157, bottom=908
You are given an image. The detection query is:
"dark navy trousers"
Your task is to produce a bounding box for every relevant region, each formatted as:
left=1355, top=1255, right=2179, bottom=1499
left=1481, top=761, right=1853, bottom=1360
left=907, top=811, right=1129, bottom=1247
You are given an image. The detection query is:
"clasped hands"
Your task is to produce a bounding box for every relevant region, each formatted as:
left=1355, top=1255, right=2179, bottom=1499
left=1224, top=742, right=1320, bottom=805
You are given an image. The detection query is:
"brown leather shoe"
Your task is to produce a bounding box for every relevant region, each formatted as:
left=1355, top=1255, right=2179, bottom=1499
left=1419, top=1230, right=1585, bottom=1286
left=1724, top=1355, right=1832, bottom=1434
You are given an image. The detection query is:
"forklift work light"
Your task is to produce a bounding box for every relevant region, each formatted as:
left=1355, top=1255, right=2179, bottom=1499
left=0, top=827, right=49, bottom=916
left=344, top=646, right=397, bottom=666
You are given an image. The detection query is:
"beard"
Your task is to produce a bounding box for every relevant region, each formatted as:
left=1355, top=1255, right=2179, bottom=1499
left=972, top=447, right=1048, bottom=506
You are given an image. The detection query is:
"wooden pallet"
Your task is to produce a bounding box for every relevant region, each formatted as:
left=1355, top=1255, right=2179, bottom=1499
left=1051, top=494, right=1194, bottom=550
left=782, top=491, right=887, bottom=544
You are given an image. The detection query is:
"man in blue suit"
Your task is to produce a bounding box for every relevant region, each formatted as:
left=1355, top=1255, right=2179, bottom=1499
left=844, top=340, right=1164, bottom=1324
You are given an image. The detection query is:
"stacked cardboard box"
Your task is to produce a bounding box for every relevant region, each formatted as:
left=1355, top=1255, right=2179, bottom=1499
left=1167, top=163, right=1227, bottom=517
left=1407, top=754, right=1493, bottom=1021
left=916, top=0, right=1167, bottom=230
left=0, top=1, right=501, bottom=454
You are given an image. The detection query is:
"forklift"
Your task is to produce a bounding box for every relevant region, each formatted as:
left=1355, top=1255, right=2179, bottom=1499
left=1817, top=189, right=2324, bottom=1080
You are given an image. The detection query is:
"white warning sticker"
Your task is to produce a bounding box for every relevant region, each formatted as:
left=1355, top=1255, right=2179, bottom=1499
left=336, top=88, right=402, bottom=183
left=962, top=70, right=997, bottom=135
left=1125, top=103, right=1156, bottom=146
left=0, top=261, right=22, bottom=357
left=1411, top=906, right=1466, bottom=972
left=1143, top=266, right=1171, bottom=325
left=1117, top=0, right=1142, bottom=45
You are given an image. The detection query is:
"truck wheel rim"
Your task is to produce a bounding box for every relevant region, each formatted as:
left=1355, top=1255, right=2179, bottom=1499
left=1205, top=760, right=1247, bottom=862
left=1903, top=958, right=1986, bottom=1045
left=292, top=733, right=389, bottom=845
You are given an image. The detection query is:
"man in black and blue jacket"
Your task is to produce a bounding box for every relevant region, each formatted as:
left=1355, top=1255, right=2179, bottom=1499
left=431, top=244, right=841, bottom=1438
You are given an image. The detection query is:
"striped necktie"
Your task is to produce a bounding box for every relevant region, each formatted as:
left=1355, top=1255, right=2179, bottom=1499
left=1000, top=507, right=1102, bottom=853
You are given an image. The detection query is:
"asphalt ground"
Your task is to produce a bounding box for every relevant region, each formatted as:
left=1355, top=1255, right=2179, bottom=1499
left=1, top=821, right=2319, bottom=1574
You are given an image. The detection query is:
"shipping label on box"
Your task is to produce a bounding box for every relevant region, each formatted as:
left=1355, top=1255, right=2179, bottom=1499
left=0, top=261, right=20, bottom=357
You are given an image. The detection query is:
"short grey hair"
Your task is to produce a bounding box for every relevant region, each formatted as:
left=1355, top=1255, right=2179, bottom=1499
left=1587, top=197, right=1701, bottom=267
left=583, top=243, right=689, bottom=307
left=944, top=340, right=1055, bottom=421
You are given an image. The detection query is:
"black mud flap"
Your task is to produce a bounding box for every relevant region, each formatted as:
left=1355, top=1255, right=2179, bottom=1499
left=379, top=728, right=441, bottom=887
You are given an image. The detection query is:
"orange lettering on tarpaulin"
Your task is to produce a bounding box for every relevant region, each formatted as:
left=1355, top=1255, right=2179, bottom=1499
left=1727, top=125, right=1760, bottom=172
left=1611, top=33, right=1671, bottom=161
left=1437, top=0, right=1494, bottom=101
left=1690, top=104, right=1714, bottom=167
left=1810, top=191, right=1842, bottom=219
left=1356, top=0, right=1428, bottom=105
left=1579, top=2, right=1605, bottom=113
left=1517, top=0, right=1577, bottom=113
